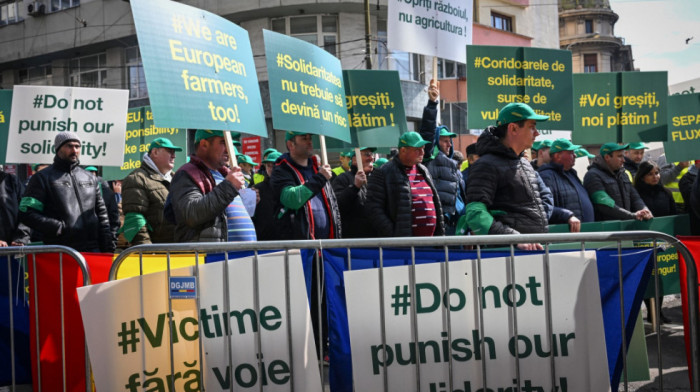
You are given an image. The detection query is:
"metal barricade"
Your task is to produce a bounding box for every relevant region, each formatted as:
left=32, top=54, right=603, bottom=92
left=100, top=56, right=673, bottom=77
left=1, top=245, right=91, bottom=392
left=108, top=231, right=700, bottom=391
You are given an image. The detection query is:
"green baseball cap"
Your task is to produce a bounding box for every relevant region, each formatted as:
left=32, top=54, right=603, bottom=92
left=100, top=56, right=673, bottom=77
left=549, top=139, right=581, bottom=155
left=237, top=154, right=258, bottom=166
left=347, top=147, right=377, bottom=157
left=628, top=142, right=649, bottom=150
left=262, top=148, right=279, bottom=158
left=437, top=126, right=456, bottom=138
left=85, top=166, right=98, bottom=172
left=195, top=129, right=225, bottom=144
left=148, top=137, right=183, bottom=152
left=599, top=142, right=629, bottom=156
left=497, top=103, right=549, bottom=126
left=575, top=148, right=595, bottom=159
left=532, top=139, right=553, bottom=151
left=285, top=131, right=309, bottom=141
left=373, top=157, right=389, bottom=168
left=398, top=132, right=429, bottom=148
left=262, top=151, right=282, bottom=163
left=340, top=150, right=354, bottom=158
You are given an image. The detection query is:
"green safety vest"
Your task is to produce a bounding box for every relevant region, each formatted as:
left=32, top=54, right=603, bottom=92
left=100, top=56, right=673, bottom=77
left=332, top=166, right=346, bottom=177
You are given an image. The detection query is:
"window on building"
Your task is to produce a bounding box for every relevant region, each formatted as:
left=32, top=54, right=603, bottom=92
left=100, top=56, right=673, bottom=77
left=126, top=47, right=148, bottom=100
left=70, top=53, right=107, bottom=88
left=19, top=64, right=52, bottom=85
left=271, top=15, right=338, bottom=57
left=0, top=2, right=19, bottom=25
left=437, top=58, right=466, bottom=79
left=49, top=0, right=79, bottom=13
left=585, top=19, right=593, bottom=34
left=584, top=54, right=597, bottom=73
left=376, top=20, right=423, bottom=82
left=491, top=12, right=513, bottom=32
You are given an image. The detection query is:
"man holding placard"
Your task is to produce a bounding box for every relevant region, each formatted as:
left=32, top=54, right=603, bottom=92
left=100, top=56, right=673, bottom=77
left=19, top=133, right=115, bottom=253
left=271, top=131, right=341, bottom=240
left=419, top=81, right=466, bottom=235
left=332, top=147, right=377, bottom=238
left=169, top=129, right=253, bottom=242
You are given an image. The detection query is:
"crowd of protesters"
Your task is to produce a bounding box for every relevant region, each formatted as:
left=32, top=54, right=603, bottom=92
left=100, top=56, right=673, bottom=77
left=1, top=82, right=699, bottom=255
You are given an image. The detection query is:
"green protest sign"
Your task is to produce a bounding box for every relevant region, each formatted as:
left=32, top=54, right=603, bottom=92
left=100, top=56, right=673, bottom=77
left=102, top=106, right=187, bottom=181
left=322, top=70, right=406, bottom=152
left=662, top=93, right=700, bottom=162
left=466, top=45, right=573, bottom=131
left=573, top=72, right=667, bottom=144
left=0, top=90, right=11, bottom=164
left=130, top=0, right=266, bottom=136
left=264, top=29, right=350, bottom=143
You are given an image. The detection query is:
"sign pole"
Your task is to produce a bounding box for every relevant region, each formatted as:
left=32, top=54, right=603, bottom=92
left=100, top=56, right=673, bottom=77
left=223, top=131, right=239, bottom=168
left=319, top=135, right=329, bottom=166
left=354, top=147, right=363, bottom=175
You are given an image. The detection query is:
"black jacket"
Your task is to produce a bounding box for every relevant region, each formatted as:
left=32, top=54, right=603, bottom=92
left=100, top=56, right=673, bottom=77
left=365, top=156, right=445, bottom=237
left=169, top=155, right=239, bottom=242
left=332, top=165, right=377, bottom=238
left=0, top=171, right=29, bottom=244
left=252, top=172, right=280, bottom=241
left=635, top=182, right=677, bottom=218
left=465, top=127, right=549, bottom=234
left=583, top=156, right=647, bottom=221
left=419, top=100, right=466, bottom=220
left=270, top=153, right=342, bottom=240
left=538, top=162, right=595, bottom=223
left=20, top=156, right=114, bottom=252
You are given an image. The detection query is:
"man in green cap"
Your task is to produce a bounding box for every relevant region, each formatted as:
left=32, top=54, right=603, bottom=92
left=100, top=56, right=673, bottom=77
left=366, top=131, right=444, bottom=237
left=120, top=137, right=183, bottom=245
left=236, top=154, right=258, bottom=186
left=418, top=80, right=466, bottom=234
left=271, top=131, right=341, bottom=240
left=169, top=129, right=254, bottom=242
left=254, top=148, right=280, bottom=185
left=252, top=151, right=282, bottom=240
left=332, top=151, right=352, bottom=178
left=583, top=142, right=652, bottom=221
left=623, top=141, right=648, bottom=180
left=530, top=139, right=552, bottom=170
left=463, top=102, right=550, bottom=249
left=332, top=147, right=378, bottom=238
left=538, top=139, right=593, bottom=225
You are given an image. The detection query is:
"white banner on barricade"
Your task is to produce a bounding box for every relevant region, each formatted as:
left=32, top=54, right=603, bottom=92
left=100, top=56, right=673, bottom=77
left=77, top=252, right=322, bottom=391
left=7, top=85, right=128, bottom=165
left=387, top=0, right=472, bottom=64
left=345, top=250, right=610, bottom=392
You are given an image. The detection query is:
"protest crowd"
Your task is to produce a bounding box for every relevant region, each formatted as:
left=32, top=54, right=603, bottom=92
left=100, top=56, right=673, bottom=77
left=2, top=82, right=696, bottom=250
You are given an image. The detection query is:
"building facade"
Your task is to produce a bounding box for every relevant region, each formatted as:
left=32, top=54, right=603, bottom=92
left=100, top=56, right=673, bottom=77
left=558, top=0, right=634, bottom=73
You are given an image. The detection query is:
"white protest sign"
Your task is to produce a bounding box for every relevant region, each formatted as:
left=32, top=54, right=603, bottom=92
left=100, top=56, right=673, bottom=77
left=387, top=0, right=472, bottom=64
left=345, top=251, right=610, bottom=391
left=7, top=85, right=128, bottom=165
left=77, top=252, right=322, bottom=391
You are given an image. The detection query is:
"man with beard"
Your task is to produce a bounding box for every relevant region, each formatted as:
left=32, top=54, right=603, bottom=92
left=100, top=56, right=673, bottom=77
left=270, top=131, right=341, bottom=240
left=169, top=129, right=252, bottom=242
left=19, top=132, right=114, bottom=252
left=583, top=143, right=652, bottom=221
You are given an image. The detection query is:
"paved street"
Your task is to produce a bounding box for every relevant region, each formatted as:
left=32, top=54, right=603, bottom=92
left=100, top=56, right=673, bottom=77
left=628, top=294, right=691, bottom=392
